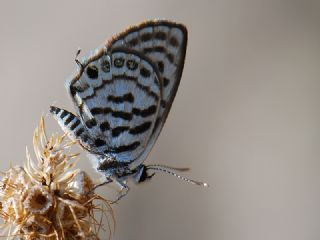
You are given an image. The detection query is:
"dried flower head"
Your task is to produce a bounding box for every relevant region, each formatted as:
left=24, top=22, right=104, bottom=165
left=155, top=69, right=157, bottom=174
left=0, top=118, right=114, bottom=240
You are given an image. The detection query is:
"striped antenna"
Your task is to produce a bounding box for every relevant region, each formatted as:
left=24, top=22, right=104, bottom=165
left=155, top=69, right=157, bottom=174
left=146, top=165, right=208, bottom=187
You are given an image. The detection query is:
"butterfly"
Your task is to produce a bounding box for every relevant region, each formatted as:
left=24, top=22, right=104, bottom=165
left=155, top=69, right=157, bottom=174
left=50, top=20, right=207, bottom=201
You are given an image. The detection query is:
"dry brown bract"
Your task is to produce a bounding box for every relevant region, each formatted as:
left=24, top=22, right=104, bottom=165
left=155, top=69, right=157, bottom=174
left=0, top=118, right=114, bottom=240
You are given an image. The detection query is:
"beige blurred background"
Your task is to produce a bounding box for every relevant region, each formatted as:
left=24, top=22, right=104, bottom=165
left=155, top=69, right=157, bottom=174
left=1, top=0, right=320, bottom=239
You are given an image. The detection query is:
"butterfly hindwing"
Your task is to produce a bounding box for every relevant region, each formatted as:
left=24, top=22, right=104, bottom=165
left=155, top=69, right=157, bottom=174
left=67, top=49, right=162, bottom=162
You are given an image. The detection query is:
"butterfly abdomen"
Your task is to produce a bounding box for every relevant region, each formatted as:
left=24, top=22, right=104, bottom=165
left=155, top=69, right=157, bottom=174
left=49, top=106, right=96, bottom=150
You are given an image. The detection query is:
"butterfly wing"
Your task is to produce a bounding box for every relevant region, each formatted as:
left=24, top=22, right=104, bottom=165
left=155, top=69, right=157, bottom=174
left=65, top=20, right=187, bottom=166
left=66, top=48, right=162, bottom=162
left=107, top=20, right=188, bottom=167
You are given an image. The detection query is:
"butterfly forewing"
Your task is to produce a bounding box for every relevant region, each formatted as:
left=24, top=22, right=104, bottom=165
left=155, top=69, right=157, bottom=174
left=68, top=48, right=162, bottom=162
left=107, top=20, right=187, bottom=166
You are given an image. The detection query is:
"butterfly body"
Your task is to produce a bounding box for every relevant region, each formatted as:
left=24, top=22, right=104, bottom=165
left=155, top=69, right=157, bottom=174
left=50, top=20, right=206, bottom=200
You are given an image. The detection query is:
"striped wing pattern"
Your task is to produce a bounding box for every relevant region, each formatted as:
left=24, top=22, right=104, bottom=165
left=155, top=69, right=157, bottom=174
left=52, top=20, right=187, bottom=167
left=69, top=50, right=162, bottom=162
left=107, top=20, right=187, bottom=167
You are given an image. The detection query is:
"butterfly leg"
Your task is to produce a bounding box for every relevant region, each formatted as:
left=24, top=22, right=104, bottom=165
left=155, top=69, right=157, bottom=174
left=91, top=177, right=113, bottom=192
left=93, top=177, right=129, bottom=203
left=111, top=179, right=130, bottom=203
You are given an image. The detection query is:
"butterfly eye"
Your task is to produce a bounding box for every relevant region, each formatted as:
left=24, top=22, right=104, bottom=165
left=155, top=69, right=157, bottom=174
left=86, top=65, right=99, bottom=79
left=101, top=60, right=110, bottom=73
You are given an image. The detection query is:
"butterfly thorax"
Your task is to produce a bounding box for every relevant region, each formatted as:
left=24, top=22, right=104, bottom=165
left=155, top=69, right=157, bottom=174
left=92, top=154, right=129, bottom=177
left=90, top=153, right=152, bottom=184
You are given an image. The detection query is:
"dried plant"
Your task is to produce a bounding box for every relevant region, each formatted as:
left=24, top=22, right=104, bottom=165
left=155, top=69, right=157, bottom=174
left=0, top=118, right=114, bottom=240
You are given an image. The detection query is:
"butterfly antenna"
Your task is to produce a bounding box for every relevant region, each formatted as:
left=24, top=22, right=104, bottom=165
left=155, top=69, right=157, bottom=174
left=146, top=165, right=208, bottom=187
left=75, top=48, right=84, bottom=73
left=148, top=164, right=190, bottom=172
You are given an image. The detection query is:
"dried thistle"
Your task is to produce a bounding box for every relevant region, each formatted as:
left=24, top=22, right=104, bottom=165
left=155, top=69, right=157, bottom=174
left=0, top=118, right=114, bottom=240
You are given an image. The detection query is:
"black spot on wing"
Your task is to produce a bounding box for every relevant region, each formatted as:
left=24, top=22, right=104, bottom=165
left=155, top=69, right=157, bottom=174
left=157, top=61, right=164, bottom=73
left=107, top=93, right=134, bottom=103
left=161, top=100, right=167, bottom=108
left=167, top=53, right=174, bottom=63
left=94, top=138, right=106, bottom=147
left=86, top=65, right=99, bottom=79
left=132, top=105, right=157, bottom=117
left=129, top=121, right=152, bottom=135
left=141, top=32, right=152, bottom=42
left=127, top=60, right=138, bottom=70
left=91, top=107, right=112, bottom=115
left=101, top=60, right=110, bottom=73
left=112, top=111, right=132, bottom=121
left=163, top=77, right=170, bottom=87
left=128, top=38, right=139, bottom=46
left=85, top=119, right=97, bottom=128
left=112, top=126, right=130, bottom=137
left=100, top=122, right=110, bottom=132
left=169, top=36, right=179, bottom=47
left=110, top=141, right=140, bottom=153
left=154, top=31, right=167, bottom=40
left=140, top=67, right=151, bottom=78
left=114, top=58, right=125, bottom=68
left=111, top=121, right=152, bottom=138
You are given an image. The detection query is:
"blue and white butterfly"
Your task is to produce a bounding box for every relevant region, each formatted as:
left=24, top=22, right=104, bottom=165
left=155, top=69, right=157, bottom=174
left=50, top=20, right=207, bottom=201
